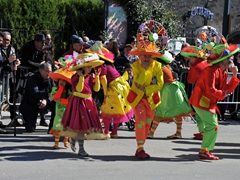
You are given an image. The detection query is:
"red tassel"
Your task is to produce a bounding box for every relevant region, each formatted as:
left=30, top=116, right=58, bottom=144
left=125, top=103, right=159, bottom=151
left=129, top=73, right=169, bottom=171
left=52, top=86, right=64, bottom=100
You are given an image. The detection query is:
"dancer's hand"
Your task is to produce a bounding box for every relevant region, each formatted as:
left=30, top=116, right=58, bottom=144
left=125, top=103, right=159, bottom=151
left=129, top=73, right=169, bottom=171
left=135, top=82, right=145, bottom=92
left=231, top=66, right=238, bottom=77
left=95, top=67, right=101, bottom=76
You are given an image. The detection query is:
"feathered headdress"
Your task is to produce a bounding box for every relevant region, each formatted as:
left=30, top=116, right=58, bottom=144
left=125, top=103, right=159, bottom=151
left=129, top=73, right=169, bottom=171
left=209, top=44, right=239, bottom=65
left=180, top=46, right=209, bottom=59
left=86, top=41, right=114, bottom=63
left=49, top=55, right=75, bottom=84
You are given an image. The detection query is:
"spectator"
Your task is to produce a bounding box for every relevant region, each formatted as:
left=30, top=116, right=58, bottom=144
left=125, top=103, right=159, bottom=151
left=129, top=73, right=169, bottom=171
left=168, top=50, right=178, bottom=79
left=19, top=62, right=55, bottom=133
left=82, top=36, right=89, bottom=42
left=173, top=42, right=191, bottom=98
left=41, top=30, right=56, bottom=71
left=173, top=42, right=190, bottom=76
left=114, top=44, right=138, bottom=75
left=20, top=33, right=45, bottom=70
left=228, top=51, right=240, bottom=120
left=0, top=31, right=22, bottom=126
left=0, top=32, right=20, bottom=133
left=107, top=38, right=120, bottom=61
left=62, top=35, right=85, bottom=57
left=62, top=34, right=78, bottom=56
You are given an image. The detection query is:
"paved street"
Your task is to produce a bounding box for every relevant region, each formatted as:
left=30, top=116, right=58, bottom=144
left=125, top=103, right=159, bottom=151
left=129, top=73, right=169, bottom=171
left=0, top=111, right=240, bottom=180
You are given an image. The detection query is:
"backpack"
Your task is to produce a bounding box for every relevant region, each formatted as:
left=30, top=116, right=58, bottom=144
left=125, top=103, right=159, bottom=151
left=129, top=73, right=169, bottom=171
left=16, top=72, right=34, bottom=95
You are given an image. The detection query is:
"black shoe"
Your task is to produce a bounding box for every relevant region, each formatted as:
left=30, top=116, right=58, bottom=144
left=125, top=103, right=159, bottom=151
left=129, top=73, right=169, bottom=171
left=0, top=128, right=9, bottom=134
left=40, top=121, right=49, bottom=127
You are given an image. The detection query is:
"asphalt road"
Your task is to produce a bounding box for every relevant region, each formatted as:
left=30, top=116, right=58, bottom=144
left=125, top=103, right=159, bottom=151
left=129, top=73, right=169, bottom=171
left=0, top=111, right=240, bottom=180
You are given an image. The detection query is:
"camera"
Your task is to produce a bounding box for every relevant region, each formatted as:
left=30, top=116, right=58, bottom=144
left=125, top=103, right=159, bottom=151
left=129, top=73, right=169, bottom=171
left=38, top=100, right=43, bottom=106
left=10, top=60, right=16, bottom=66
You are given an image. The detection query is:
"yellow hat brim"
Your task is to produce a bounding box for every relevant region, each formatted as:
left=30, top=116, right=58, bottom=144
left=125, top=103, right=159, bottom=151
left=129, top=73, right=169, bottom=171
left=70, top=60, right=104, bottom=71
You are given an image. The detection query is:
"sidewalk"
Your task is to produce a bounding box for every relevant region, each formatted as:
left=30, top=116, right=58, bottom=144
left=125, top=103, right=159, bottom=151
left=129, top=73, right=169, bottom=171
left=0, top=111, right=240, bottom=180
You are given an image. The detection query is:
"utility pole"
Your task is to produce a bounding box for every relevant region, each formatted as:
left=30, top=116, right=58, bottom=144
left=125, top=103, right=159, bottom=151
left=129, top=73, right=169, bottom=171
left=103, top=0, right=109, bottom=31
left=222, top=0, right=230, bottom=38
left=204, top=0, right=212, bottom=25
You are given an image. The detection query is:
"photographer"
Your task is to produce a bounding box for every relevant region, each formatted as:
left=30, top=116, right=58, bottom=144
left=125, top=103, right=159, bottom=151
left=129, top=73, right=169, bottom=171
left=19, top=62, right=55, bottom=132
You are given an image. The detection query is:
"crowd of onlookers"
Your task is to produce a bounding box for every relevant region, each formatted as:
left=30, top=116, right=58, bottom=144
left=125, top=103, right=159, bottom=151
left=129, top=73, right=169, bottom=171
left=0, top=30, right=240, bottom=134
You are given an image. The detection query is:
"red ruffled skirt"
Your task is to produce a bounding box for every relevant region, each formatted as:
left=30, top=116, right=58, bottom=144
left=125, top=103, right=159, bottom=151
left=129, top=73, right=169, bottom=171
left=61, top=95, right=103, bottom=138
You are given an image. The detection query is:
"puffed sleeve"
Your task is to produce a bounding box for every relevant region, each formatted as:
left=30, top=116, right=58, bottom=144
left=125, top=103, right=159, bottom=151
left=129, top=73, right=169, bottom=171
left=93, top=75, right=100, bottom=92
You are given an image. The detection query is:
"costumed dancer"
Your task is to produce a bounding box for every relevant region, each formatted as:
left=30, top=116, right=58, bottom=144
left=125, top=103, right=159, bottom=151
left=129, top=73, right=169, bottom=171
left=189, top=44, right=239, bottom=160
left=48, top=56, right=74, bottom=149
left=87, top=42, right=133, bottom=138
left=148, top=51, right=194, bottom=139
left=127, top=20, right=165, bottom=159
left=182, top=27, right=228, bottom=140
left=180, top=45, right=209, bottom=140
left=61, top=53, right=106, bottom=156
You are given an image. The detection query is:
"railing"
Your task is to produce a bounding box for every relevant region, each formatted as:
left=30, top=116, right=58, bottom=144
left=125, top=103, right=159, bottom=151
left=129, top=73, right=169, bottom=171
left=0, top=66, right=32, bottom=107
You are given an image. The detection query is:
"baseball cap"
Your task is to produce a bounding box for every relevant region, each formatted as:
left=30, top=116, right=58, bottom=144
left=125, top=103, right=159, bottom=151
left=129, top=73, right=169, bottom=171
left=72, top=37, right=84, bottom=44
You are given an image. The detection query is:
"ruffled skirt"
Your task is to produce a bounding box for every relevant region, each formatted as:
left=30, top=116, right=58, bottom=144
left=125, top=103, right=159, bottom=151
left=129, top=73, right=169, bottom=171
left=101, top=77, right=134, bottom=124
left=155, top=81, right=194, bottom=122
left=61, top=95, right=103, bottom=138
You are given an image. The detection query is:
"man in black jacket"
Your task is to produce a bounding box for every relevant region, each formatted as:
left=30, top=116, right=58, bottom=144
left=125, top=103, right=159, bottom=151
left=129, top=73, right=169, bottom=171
left=19, top=62, right=55, bottom=132
left=20, top=33, right=45, bottom=70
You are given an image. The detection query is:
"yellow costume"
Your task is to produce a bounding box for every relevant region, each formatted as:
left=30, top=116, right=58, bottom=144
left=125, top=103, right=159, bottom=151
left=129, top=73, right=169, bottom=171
left=127, top=60, right=164, bottom=109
